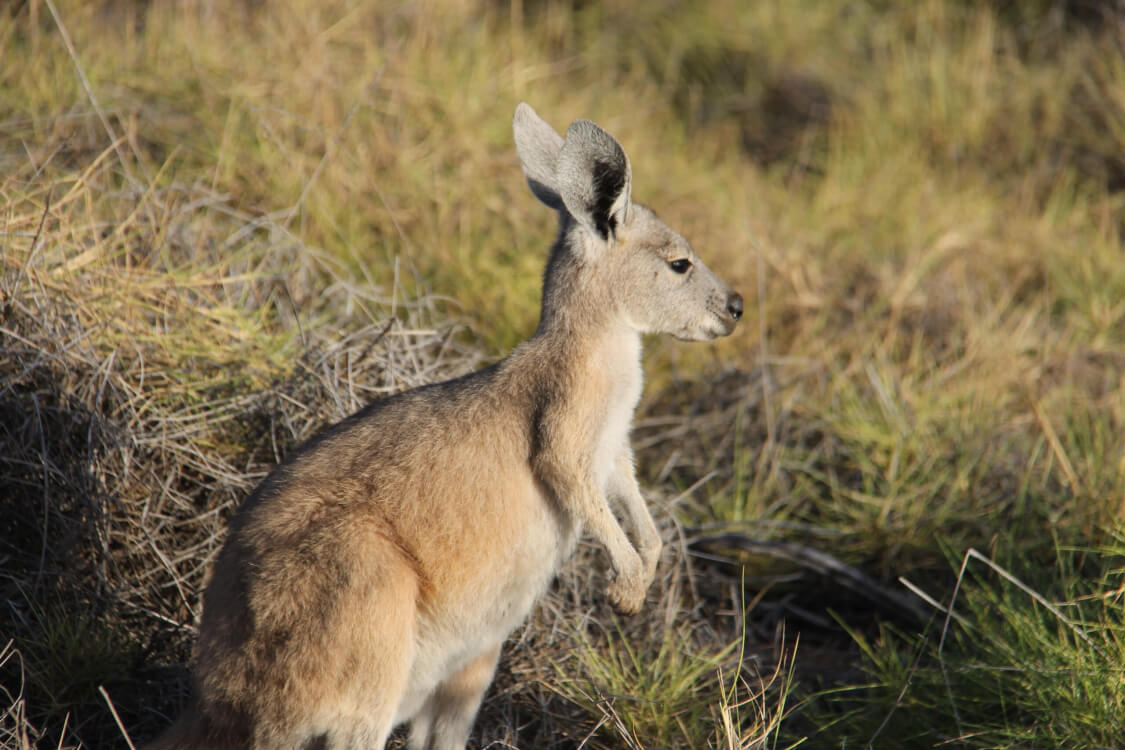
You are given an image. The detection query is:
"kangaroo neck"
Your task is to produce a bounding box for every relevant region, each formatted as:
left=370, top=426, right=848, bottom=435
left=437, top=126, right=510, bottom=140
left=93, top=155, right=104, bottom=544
left=524, top=312, right=643, bottom=410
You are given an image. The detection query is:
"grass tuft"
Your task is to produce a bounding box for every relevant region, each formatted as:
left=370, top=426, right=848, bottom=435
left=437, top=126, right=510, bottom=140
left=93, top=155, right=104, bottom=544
left=816, top=541, right=1125, bottom=748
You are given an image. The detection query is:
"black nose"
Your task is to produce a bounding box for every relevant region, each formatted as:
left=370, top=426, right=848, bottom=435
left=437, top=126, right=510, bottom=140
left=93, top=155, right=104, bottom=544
left=727, top=292, right=743, bottom=321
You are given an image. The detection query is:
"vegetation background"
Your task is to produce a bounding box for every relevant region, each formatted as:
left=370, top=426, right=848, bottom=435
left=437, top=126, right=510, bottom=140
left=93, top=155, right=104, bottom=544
left=2, top=0, right=1123, bottom=747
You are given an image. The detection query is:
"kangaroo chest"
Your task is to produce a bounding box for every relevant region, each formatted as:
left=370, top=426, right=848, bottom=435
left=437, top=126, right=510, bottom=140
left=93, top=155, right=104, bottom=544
left=590, top=330, right=643, bottom=490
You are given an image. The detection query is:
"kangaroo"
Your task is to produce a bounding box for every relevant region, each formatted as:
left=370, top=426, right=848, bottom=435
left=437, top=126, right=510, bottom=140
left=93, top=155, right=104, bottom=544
left=144, top=102, right=742, bottom=750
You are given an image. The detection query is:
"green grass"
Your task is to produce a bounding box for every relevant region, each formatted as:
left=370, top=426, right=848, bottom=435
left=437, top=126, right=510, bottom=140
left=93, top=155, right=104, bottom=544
left=2, top=0, right=1124, bottom=747
left=553, top=622, right=741, bottom=748
left=815, top=540, right=1125, bottom=748
left=547, top=604, right=799, bottom=749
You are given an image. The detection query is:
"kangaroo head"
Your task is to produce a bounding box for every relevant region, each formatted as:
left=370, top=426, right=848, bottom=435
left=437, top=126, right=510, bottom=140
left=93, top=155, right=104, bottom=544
left=513, top=102, right=742, bottom=341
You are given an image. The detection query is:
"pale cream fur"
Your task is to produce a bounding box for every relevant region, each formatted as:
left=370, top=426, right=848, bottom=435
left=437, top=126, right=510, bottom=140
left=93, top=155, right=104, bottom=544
left=142, top=103, right=742, bottom=750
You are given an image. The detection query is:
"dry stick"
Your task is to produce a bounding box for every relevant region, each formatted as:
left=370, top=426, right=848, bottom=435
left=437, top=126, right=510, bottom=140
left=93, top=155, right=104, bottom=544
left=747, top=220, right=777, bottom=475
left=935, top=546, right=1108, bottom=744
left=663, top=474, right=720, bottom=612
left=1024, top=381, right=1081, bottom=496
left=0, top=641, right=29, bottom=749
left=574, top=710, right=610, bottom=750
left=0, top=326, right=98, bottom=392
left=898, top=575, right=968, bottom=626
left=98, top=687, right=138, bottom=750
left=689, top=531, right=927, bottom=623
left=936, top=548, right=973, bottom=739
left=865, top=627, right=933, bottom=750
left=43, top=0, right=143, bottom=185
left=963, top=548, right=1103, bottom=657
left=10, top=190, right=51, bottom=300
left=283, top=64, right=388, bottom=234
left=55, top=713, right=70, bottom=750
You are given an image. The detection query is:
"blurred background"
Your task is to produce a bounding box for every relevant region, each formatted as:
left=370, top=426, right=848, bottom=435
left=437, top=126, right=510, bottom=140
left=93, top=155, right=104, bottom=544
left=2, top=1, right=1124, bottom=747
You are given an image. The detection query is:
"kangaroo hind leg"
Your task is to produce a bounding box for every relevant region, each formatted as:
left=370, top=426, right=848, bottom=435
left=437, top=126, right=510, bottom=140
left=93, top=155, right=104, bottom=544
left=408, top=645, right=501, bottom=750
left=302, top=524, right=421, bottom=750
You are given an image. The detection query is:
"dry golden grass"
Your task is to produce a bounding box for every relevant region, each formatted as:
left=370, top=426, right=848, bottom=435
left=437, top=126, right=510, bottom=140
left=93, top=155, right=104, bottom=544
left=0, top=134, right=489, bottom=748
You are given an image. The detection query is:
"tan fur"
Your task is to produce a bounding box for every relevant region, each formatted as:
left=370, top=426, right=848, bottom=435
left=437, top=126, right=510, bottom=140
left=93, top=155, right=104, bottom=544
left=142, top=103, right=742, bottom=750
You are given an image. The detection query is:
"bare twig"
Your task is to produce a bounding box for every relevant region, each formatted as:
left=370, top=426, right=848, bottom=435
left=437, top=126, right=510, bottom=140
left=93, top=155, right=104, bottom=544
left=284, top=65, right=388, bottom=233
left=690, top=530, right=928, bottom=623
left=43, top=0, right=142, bottom=183
left=98, top=688, right=137, bottom=750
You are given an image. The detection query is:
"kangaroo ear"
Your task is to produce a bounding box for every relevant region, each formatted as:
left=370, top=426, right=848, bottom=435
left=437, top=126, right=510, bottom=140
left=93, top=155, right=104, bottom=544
left=556, top=119, right=632, bottom=242
left=513, top=102, right=565, bottom=210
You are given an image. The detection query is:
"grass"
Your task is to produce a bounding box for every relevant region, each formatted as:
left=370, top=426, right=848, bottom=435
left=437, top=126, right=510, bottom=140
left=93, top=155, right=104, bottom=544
left=2, top=0, right=1124, bottom=747
left=820, top=542, right=1125, bottom=747
left=550, top=619, right=797, bottom=749
left=554, top=621, right=739, bottom=747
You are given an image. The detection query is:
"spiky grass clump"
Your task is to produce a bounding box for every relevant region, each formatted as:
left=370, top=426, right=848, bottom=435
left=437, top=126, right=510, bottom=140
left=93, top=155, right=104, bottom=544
left=489, top=526, right=797, bottom=750
left=550, top=622, right=797, bottom=750
left=820, top=542, right=1125, bottom=748
left=0, top=107, right=483, bottom=748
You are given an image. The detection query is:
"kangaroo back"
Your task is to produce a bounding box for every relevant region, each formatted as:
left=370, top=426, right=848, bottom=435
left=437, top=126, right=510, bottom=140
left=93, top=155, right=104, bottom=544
left=142, top=103, right=741, bottom=750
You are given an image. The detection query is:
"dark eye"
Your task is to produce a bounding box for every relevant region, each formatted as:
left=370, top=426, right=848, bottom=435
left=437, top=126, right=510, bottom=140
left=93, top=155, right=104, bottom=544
left=669, top=259, right=692, bottom=274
